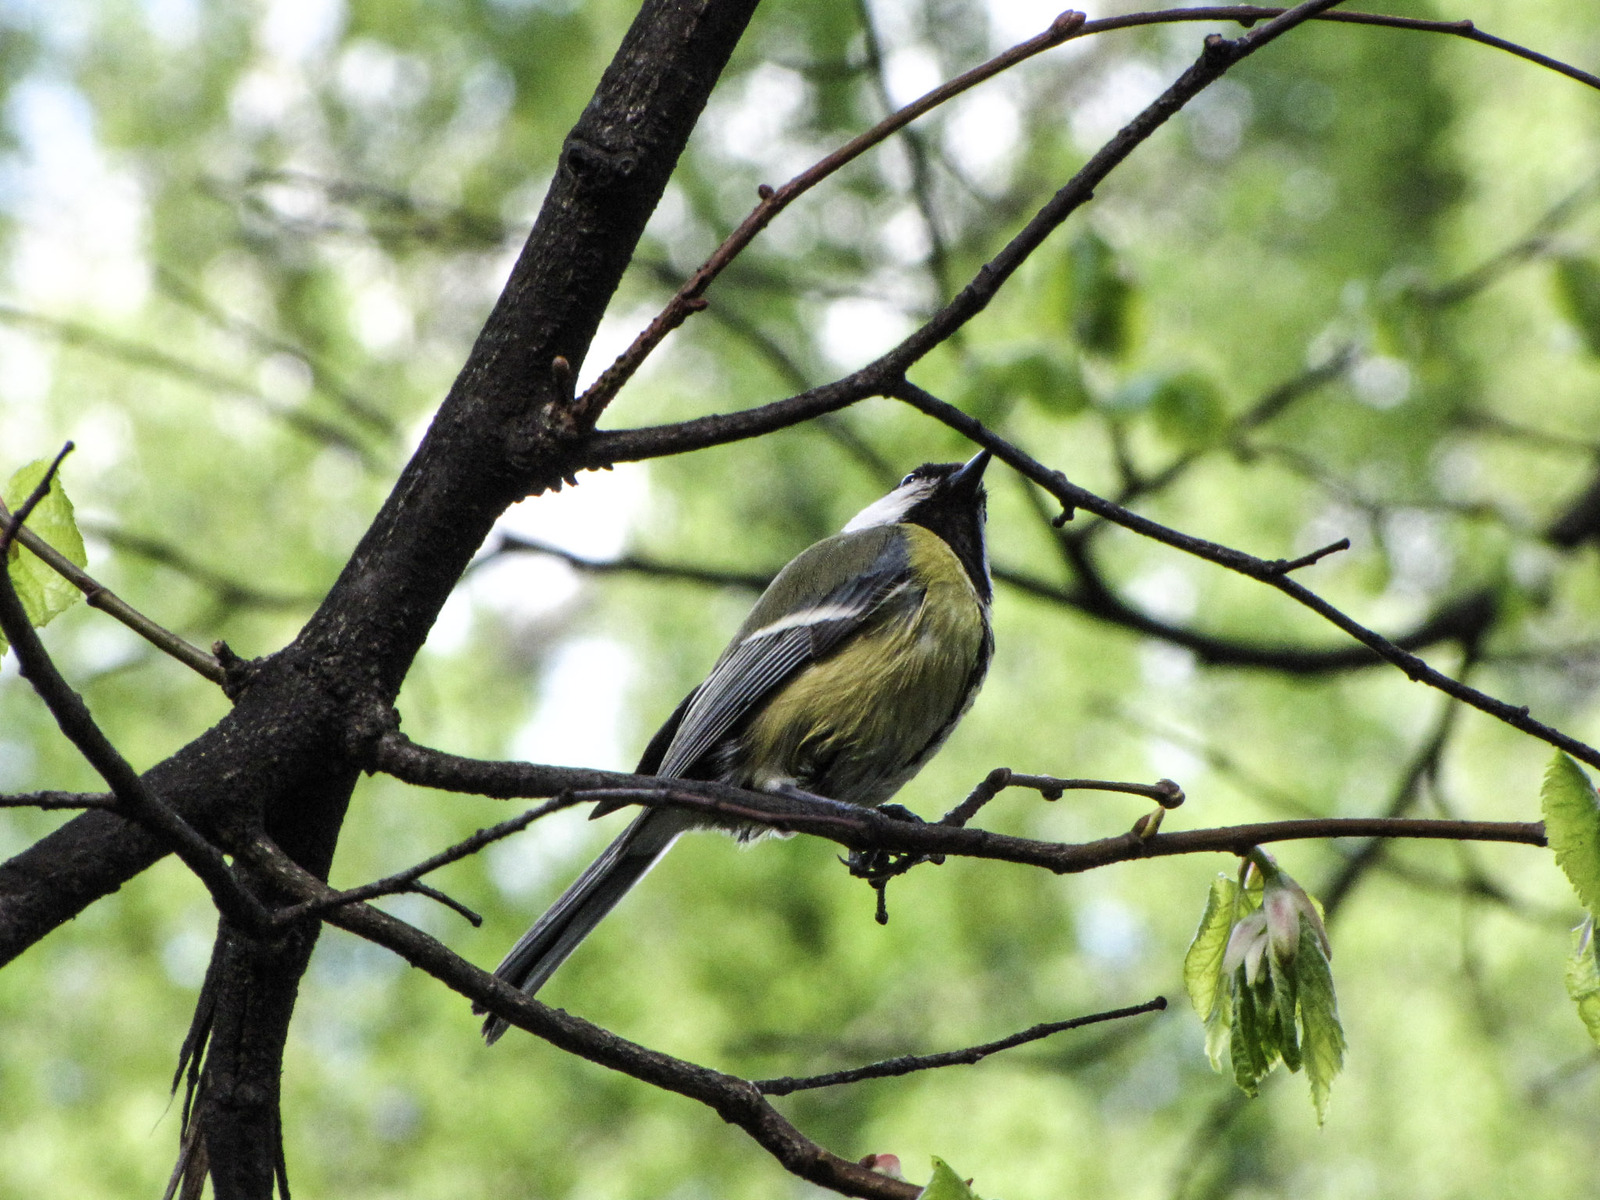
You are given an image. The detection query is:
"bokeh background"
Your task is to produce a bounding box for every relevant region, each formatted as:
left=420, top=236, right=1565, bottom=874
left=3, top=0, right=1600, bottom=1196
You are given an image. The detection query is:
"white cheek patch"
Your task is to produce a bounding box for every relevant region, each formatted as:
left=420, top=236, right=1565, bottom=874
left=842, top=481, right=931, bottom=532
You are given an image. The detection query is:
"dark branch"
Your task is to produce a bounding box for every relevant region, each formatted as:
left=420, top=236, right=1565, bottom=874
left=754, top=997, right=1168, bottom=1095
left=893, top=382, right=1600, bottom=768
left=0, top=791, right=113, bottom=810
left=0, top=457, right=271, bottom=931
left=243, top=837, right=923, bottom=1200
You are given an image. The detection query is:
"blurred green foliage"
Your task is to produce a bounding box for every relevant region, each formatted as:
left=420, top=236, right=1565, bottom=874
left=2, top=1, right=1600, bottom=1198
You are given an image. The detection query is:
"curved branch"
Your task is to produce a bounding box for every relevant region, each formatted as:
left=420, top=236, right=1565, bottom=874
left=584, top=6, right=1343, bottom=466
left=244, top=838, right=923, bottom=1200
left=892, top=383, right=1600, bottom=770
left=754, top=997, right=1168, bottom=1095
left=370, top=734, right=1547, bottom=872
left=0, top=501, right=229, bottom=683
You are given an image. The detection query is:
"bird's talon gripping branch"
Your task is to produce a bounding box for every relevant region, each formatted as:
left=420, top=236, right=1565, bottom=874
left=874, top=801, right=927, bottom=824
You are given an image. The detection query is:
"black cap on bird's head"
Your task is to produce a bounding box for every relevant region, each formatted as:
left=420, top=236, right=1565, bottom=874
left=844, top=449, right=992, bottom=599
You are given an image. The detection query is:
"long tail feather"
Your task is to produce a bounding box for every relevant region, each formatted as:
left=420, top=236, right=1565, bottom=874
left=480, top=809, right=686, bottom=1043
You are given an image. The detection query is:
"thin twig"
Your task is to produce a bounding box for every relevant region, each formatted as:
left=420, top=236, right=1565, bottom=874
left=569, top=9, right=1091, bottom=426
left=242, top=836, right=923, bottom=1200
left=273, top=795, right=588, bottom=925
left=0, top=791, right=114, bottom=809
left=404, top=881, right=483, bottom=926
left=481, top=533, right=773, bottom=591
left=941, top=768, right=1184, bottom=828
left=753, top=997, right=1168, bottom=1095
left=893, top=381, right=1600, bottom=770
left=0, top=450, right=270, bottom=931
left=0, top=499, right=227, bottom=683
left=1263, top=537, right=1351, bottom=575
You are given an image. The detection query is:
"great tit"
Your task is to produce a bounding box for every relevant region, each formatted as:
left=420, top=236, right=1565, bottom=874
left=481, top=449, right=993, bottom=1042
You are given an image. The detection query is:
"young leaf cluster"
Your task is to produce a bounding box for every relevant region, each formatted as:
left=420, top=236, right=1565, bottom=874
left=1185, top=862, right=1346, bottom=1124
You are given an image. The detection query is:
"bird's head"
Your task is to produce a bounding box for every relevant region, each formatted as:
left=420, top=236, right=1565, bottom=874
left=843, top=449, right=991, bottom=598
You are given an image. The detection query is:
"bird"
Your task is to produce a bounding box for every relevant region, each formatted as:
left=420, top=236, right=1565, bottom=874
left=480, top=449, right=994, bottom=1042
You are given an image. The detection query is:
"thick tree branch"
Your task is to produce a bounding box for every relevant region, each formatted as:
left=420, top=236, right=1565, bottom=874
left=243, top=837, right=923, bottom=1200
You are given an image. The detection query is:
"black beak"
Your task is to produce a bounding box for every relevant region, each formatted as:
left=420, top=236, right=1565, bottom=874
left=949, top=448, right=992, bottom=497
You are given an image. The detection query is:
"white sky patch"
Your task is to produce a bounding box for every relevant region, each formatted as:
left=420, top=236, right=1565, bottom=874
left=337, top=39, right=429, bottom=113
left=511, top=636, right=636, bottom=771
left=878, top=204, right=930, bottom=266
left=4, top=78, right=148, bottom=317
left=260, top=0, right=345, bottom=64
left=943, top=87, right=1020, bottom=187
left=984, top=0, right=1072, bottom=47
left=140, top=0, right=200, bottom=46
left=1076, top=895, right=1145, bottom=965
left=1140, top=641, right=1196, bottom=689
left=1124, top=564, right=1197, bottom=622
left=883, top=45, right=941, bottom=109
left=711, top=62, right=808, bottom=170
left=430, top=462, right=650, bottom=652
left=1351, top=355, right=1412, bottom=410
left=820, top=296, right=911, bottom=370
left=572, top=303, right=664, bottom=395
left=1144, top=734, right=1204, bottom=784
left=1071, top=60, right=1167, bottom=147
left=0, top=327, right=55, bottom=419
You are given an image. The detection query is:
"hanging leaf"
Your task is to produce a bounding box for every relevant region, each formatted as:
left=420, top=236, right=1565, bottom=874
left=1564, top=918, right=1600, bottom=1049
left=2, top=459, right=88, bottom=655
left=1296, top=919, right=1346, bottom=1126
left=1541, top=752, right=1600, bottom=915
left=1554, top=257, right=1600, bottom=357
left=1066, top=229, right=1134, bottom=359
left=1185, top=875, right=1239, bottom=1023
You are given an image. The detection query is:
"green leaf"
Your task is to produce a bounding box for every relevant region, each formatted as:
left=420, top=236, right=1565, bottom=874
left=2, top=459, right=88, bottom=654
left=1554, top=257, right=1600, bottom=357
left=1149, top=371, right=1227, bottom=450
left=1564, top=917, right=1600, bottom=1048
left=978, top=348, right=1088, bottom=417
left=920, top=1157, right=984, bottom=1200
left=1274, top=955, right=1302, bottom=1074
left=1066, top=229, right=1134, bottom=358
left=1295, top=919, right=1346, bottom=1126
left=1185, top=876, right=1239, bottom=1023
left=1540, top=752, right=1600, bottom=914
left=1229, top=975, right=1268, bottom=1096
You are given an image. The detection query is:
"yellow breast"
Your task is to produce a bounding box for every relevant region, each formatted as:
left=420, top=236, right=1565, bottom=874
left=737, top=524, right=988, bottom=806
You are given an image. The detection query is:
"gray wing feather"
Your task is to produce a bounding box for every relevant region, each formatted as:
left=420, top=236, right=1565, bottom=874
left=657, top=557, right=910, bottom=779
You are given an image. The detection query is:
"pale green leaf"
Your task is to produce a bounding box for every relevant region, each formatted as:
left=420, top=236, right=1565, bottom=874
left=2, top=459, right=88, bottom=654
left=1274, top=955, right=1302, bottom=1074
left=1541, top=752, right=1600, bottom=914
left=1295, top=919, right=1346, bottom=1126
left=1554, top=257, right=1600, bottom=357
left=1229, top=974, right=1270, bottom=1096
left=1067, top=229, right=1134, bottom=358
left=1184, top=876, right=1239, bottom=1022
left=1564, top=918, right=1600, bottom=1049
left=920, top=1157, right=984, bottom=1200
left=1202, top=996, right=1233, bottom=1073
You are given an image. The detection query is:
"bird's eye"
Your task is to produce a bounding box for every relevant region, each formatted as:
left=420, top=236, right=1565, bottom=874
left=900, top=472, right=917, bottom=487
